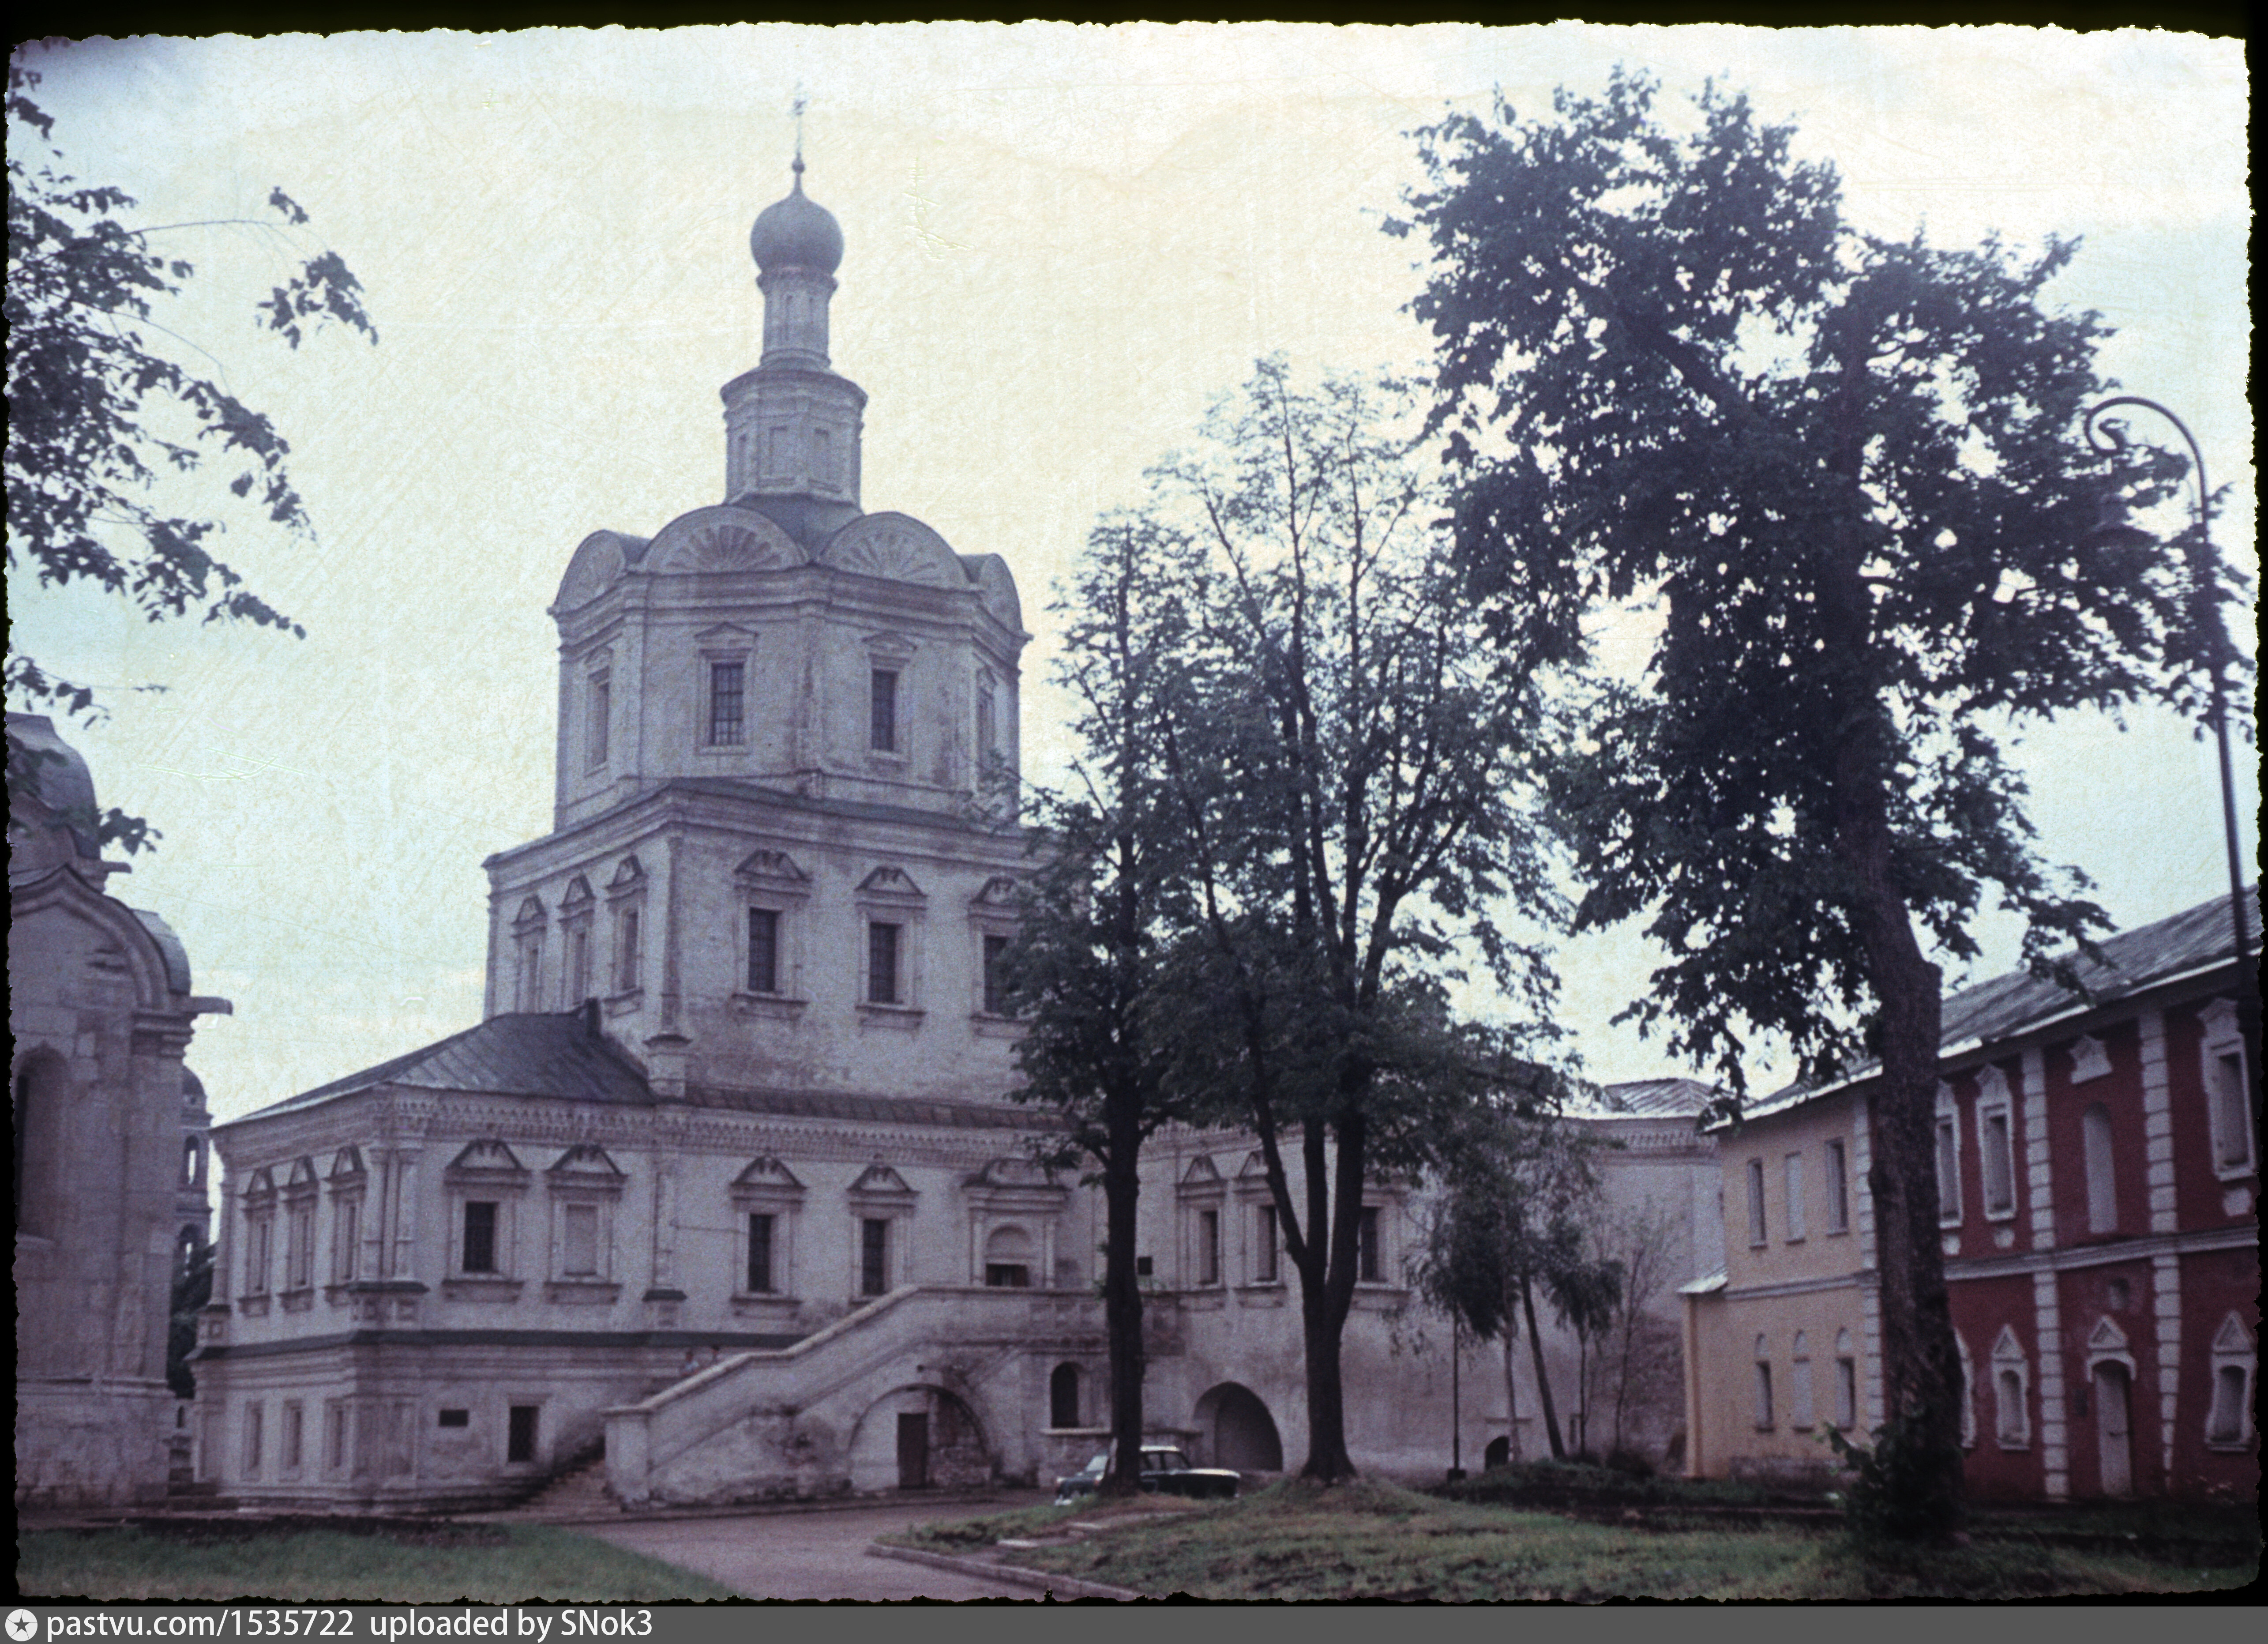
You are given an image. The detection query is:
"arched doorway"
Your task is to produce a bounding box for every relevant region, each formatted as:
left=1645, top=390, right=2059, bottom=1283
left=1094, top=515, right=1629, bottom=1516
left=1050, top=1362, right=1082, bottom=1428
left=1483, top=1434, right=1510, bottom=1471
left=1194, top=1381, right=1283, bottom=1472
left=851, top=1384, right=991, bottom=1491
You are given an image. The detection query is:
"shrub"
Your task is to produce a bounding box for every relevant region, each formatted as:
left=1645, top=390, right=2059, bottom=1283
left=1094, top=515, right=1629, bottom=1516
left=1824, top=1401, right=1963, bottom=1547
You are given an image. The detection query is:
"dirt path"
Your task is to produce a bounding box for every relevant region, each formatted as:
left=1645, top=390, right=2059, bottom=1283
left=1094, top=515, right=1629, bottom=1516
left=582, top=1495, right=1056, bottom=1601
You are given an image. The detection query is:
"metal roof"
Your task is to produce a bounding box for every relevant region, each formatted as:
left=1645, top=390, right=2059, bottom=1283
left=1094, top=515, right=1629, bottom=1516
left=1588, top=1076, right=1719, bottom=1117
left=231, top=1009, right=1050, bottom=1134
left=1745, top=886, right=2259, bottom=1121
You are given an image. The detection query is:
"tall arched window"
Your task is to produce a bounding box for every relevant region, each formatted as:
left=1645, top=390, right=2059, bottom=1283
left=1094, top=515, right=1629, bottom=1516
left=1752, top=1335, right=1774, bottom=1430
left=13, top=1051, right=69, bottom=1237
left=1050, top=1362, right=1081, bottom=1429
left=2082, top=1104, right=2118, bottom=1235
left=1791, top=1331, right=1815, bottom=1429
left=1833, top=1329, right=1859, bottom=1430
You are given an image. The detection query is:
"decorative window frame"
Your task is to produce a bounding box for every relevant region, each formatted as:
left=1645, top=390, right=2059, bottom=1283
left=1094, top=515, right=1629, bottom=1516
left=237, top=1166, right=278, bottom=1314
left=731, top=1157, right=806, bottom=1317
left=1973, top=1065, right=2019, bottom=1222
left=1744, top=1157, right=1768, bottom=1248
left=2198, top=998, right=2256, bottom=1181
left=964, top=1155, right=1067, bottom=1288
left=855, top=866, right=926, bottom=1026
left=440, top=1140, right=529, bottom=1302
left=325, top=1147, right=367, bottom=1301
left=542, top=1145, right=626, bottom=1304
left=2084, top=1314, right=2138, bottom=1430
left=605, top=857, right=647, bottom=1008
left=1935, top=1083, right=1964, bottom=1229
left=695, top=624, right=756, bottom=752
left=732, top=848, right=811, bottom=1018
left=511, top=896, right=548, bottom=1014
left=1990, top=1324, right=2031, bottom=1450
left=1956, top=1330, right=1977, bottom=1450
left=583, top=648, right=613, bottom=774
left=2068, top=1032, right=2113, bottom=1085
left=863, top=632, right=917, bottom=766
left=2081, top=1102, right=2121, bottom=1236
left=1234, top=1152, right=1284, bottom=1290
left=968, top=876, right=1024, bottom=1032
left=1177, top=1155, right=1227, bottom=1291
left=846, top=1161, right=918, bottom=1298
left=1783, top=1151, right=1807, bottom=1243
left=558, top=876, right=596, bottom=1009
left=2204, top=1312, right=2257, bottom=1450
left=280, top=1157, right=320, bottom=1309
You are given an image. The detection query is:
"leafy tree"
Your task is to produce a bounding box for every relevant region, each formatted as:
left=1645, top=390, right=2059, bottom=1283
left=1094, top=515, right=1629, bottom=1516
left=1007, top=515, right=1205, bottom=1497
left=1542, top=1227, right=1622, bottom=1457
left=6, top=61, right=377, bottom=848
left=166, top=1235, right=214, bottom=1401
left=1416, top=1106, right=1603, bottom=1462
left=1599, top=1198, right=1686, bottom=1461
left=1140, top=358, right=1566, bottom=1481
left=1399, top=70, right=2230, bottom=1538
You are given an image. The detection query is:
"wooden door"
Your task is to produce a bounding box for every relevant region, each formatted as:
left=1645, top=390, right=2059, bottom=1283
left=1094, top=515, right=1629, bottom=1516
left=896, top=1411, right=929, bottom=1490
left=2093, top=1362, right=2133, bottom=1497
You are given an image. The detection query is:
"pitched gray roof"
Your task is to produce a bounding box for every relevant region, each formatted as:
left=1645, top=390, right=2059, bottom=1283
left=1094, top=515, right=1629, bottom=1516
left=232, top=1009, right=1048, bottom=1134
left=1746, top=886, right=2259, bottom=1121
left=1591, top=1076, right=1719, bottom=1117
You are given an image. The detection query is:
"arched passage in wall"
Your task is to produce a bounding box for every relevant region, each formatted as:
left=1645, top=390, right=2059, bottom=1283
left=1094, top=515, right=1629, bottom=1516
left=1049, top=1362, right=1081, bottom=1428
left=1194, top=1381, right=1283, bottom=1473
left=13, top=1048, right=70, bottom=1237
left=848, top=1384, right=991, bottom=1492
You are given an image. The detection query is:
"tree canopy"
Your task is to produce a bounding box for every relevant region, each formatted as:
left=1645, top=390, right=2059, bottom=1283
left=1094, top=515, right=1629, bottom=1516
left=1397, top=68, right=2237, bottom=1539
left=6, top=62, right=376, bottom=848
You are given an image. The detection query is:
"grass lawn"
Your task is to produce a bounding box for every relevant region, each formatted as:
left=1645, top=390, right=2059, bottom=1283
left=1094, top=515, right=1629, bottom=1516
left=891, top=1478, right=2260, bottom=1601
left=17, top=1520, right=739, bottom=1603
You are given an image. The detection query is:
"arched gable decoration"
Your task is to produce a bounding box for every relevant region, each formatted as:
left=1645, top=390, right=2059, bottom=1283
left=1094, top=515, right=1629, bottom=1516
left=849, top=1162, right=916, bottom=1199
left=970, top=876, right=1022, bottom=909
left=553, top=529, right=646, bottom=613
left=822, top=512, right=963, bottom=589
left=858, top=866, right=925, bottom=901
left=11, top=874, right=192, bottom=1013
left=961, top=552, right=1025, bottom=635
left=561, top=876, right=595, bottom=910
left=646, top=505, right=806, bottom=576
left=514, top=896, right=548, bottom=929
left=1181, top=1155, right=1222, bottom=1187
left=734, top=1157, right=806, bottom=1195
left=547, top=1144, right=627, bottom=1189
left=446, top=1140, right=529, bottom=1183
left=608, top=858, right=645, bottom=891
left=328, top=1147, right=365, bottom=1182
left=736, top=849, right=810, bottom=887
left=2067, top=1033, right=2112, bottom=1084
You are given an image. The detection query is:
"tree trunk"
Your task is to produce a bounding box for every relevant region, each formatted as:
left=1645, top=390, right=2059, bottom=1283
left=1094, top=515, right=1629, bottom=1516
left=1502, top=1332, right=1522, bottom=1462
left=1099, top=1101, right=1146, bottom=1497
left=1520, top=1277, right=1566, bottom=1460
left=1832, top=734, right=1966, bottom=1538
left=1293, top=1110, right=1364, bottom=1482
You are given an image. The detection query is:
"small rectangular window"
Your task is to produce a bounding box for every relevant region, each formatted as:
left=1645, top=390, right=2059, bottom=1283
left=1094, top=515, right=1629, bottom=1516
left=289, top=1202, right=315, bottom=1288
left=1980, top=1106, right=2016, bottom=1216
left=982, top=933, right=1010, bottom=1015
left=243, top=1403, right=265, bottom=1478
left=507, top=1404, right=538, bottom=1464
left=587, top=675, right=610, bottom=770
left=569, top=927, right=591, bottom=1007
left=1256, top=1204, right=1278, bottom=1283
left=1935, top=1114, right=1962, bottom=1225
left=437, top=1408, right=470, bottom=1429
left=325, top=1403, right=349, bottom=1472
left=615, top=908, right=640, bottom=995
left=870, top=669, right=898, bottom=752
left=747, top=1212, right=775, bottom=1294
left=1745, top=1158, right=1767, bottom=1246
left=560, top=1202, right=599, bottom=1277
left=860, top=1217, right=890, bottom=1296
left=1135, top=1255, right=1153, bottom=1278
left=1825, top=1140, right=1850, bottom=1233
left=1784, top=1153, right=1806, bottom=1242
left=1197, top=1209, right=1220, bottom=1286
left=867, top=922, right=901, bottom=1005
left=462, top=1201, right=499, bottom=1274
left=283, top=1402, right=304, bottom=1471
left=708, top=660, right=746, bottom=745
left=1357, top=1205, right=1382, bottom=1283
left=748, top=908, right=781, bottom=994
left=334, top=1198, right=360, bottom=1283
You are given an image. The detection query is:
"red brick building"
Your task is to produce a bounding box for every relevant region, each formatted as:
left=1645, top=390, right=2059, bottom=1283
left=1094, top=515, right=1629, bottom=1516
left=1684, top=890, right=2258, bottom=1500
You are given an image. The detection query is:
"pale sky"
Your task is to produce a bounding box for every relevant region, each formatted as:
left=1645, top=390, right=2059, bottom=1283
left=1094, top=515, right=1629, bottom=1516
left=10, top=23, right=2253, bottom=1130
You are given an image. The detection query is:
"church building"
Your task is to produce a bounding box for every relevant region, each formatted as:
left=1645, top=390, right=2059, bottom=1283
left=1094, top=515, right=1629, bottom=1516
left=192, top=159, right=1716, bottom=1510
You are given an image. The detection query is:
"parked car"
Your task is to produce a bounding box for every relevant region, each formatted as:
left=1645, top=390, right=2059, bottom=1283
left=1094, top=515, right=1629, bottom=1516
left=1053, top=1442, right=1240, bottom=1504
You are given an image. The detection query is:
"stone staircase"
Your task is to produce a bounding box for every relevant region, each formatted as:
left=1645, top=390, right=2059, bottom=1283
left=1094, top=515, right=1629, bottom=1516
left=513, top=1448, right=617, bottom=1521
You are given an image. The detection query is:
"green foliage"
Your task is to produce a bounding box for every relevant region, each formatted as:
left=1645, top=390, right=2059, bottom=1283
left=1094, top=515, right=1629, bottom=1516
left=5, top=62, right=376, bottom=850
left=165, top=1237, right=214, bottom=1400
left=1824, top=1400, right=1966, bottom=1548
left=1396, top=69, right=2233, bottom=1091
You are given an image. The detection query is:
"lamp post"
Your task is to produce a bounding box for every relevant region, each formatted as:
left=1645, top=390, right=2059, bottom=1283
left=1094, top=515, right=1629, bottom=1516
left=2082, top=396, right=2259, bottom=1088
